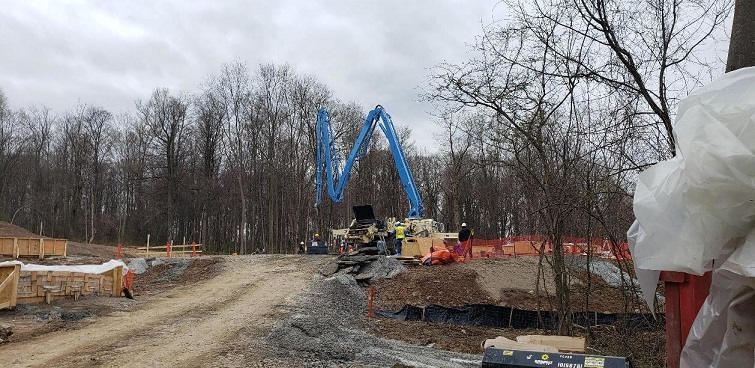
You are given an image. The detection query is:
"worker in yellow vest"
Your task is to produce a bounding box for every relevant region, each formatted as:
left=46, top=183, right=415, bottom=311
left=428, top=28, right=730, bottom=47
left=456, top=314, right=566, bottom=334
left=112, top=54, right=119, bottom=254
left=394, top=221, right=405, bottom=256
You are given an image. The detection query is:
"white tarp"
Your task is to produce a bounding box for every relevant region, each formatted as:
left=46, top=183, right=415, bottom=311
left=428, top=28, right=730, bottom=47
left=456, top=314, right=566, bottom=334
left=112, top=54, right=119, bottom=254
left=0, top=259, right=129, bottom=275
left=628, top=67, right=755, bottom=367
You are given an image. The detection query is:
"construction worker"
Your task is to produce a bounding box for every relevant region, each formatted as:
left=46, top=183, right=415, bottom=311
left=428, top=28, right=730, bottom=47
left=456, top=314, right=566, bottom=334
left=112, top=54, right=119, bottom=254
left=298, top=241, right=305, bottom=254
left=458, top=223, right=472, bottom=258
left=394, top=221, right=405, bottom=256
left=308, top=233, right=328, bottom=254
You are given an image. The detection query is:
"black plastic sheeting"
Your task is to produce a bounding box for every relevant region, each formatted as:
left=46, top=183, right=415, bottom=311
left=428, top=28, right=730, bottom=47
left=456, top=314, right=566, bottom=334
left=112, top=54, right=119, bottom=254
left=376, top=304, right=664, bottom=331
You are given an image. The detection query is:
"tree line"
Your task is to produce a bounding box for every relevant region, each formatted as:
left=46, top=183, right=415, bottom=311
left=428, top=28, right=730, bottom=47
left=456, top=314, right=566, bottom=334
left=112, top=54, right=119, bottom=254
left=0, top=62, right=543, bottom=254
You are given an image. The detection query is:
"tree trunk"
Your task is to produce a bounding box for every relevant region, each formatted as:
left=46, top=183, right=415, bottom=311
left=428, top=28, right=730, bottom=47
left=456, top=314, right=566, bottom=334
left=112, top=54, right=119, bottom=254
left=726, top=0, right=755, bottom=72
left=238, top=174, right=247, bottom=254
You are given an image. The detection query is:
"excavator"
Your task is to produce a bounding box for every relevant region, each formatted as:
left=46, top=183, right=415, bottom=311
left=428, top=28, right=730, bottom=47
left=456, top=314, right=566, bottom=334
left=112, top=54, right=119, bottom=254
left=314, top=105, right=453, bottom=254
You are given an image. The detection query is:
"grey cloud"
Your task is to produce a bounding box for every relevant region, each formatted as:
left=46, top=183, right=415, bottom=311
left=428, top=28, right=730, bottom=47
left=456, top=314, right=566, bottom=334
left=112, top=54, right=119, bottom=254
left=0, top=0, right=496, bottom=149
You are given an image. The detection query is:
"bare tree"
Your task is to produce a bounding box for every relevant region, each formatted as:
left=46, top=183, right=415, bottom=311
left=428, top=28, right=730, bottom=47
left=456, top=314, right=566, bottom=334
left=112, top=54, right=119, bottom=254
left=137, top=88, right=189, bottom=241
left=531, top=0, right=732, bottom=156
left=213, top=62, right=252, bottom=254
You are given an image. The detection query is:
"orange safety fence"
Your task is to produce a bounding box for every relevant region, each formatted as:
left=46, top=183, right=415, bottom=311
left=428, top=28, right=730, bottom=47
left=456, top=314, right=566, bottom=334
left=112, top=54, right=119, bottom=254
left=434, top=235, right=631, bottom=261
left=124, top=269, right=135, bottom=291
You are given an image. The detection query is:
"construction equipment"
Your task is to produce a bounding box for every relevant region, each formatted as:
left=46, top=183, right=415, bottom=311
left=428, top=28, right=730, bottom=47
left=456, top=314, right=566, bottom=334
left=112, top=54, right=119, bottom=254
left=334, top=205, right=388, bottom=247
left=481, top=348, right=632, bottom=367
left=315, top=105, right=423, bottom=218
left=314, top=106, right=453, bottom=251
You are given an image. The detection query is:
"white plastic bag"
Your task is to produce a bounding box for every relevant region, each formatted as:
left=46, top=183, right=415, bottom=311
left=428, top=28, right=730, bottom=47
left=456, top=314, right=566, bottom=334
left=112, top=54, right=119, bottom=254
left=629, top=67, right=755, bottom=368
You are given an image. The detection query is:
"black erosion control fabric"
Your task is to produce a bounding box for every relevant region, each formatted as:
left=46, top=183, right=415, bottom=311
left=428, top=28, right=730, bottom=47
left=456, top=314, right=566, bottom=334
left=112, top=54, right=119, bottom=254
left=376, top=304, right=663, bottom=331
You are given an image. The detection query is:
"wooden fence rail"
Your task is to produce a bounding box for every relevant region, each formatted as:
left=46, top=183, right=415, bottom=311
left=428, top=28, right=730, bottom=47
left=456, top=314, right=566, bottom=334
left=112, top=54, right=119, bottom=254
left=0, top=237, right=67, bottom=259
left=136, top=243, right=203, bottom=258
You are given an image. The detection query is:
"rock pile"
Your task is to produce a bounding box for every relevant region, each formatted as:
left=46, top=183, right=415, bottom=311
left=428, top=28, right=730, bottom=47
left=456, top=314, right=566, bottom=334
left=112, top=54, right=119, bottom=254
left=0, top=323, right=12, bottom=343
left=267, top=260, right=480, bottom=367
left=319, top=247, right=406, bottom=283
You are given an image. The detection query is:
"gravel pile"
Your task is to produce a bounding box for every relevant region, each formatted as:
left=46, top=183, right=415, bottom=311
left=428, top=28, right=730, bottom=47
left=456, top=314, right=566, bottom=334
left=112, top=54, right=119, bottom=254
left=150, top=258, right=191, bottom=281
left=565, top=255, right=635, bottom=288
left=320, top=247, right=406, bottom=284
left=126, top=258, right=149, bottom=274
left=267, top=271, right=481, bottom=367
left=0, top=323, right=12, bottom=343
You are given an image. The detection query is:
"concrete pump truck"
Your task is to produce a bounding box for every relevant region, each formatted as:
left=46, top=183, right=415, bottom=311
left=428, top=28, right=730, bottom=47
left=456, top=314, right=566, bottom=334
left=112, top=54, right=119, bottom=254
left=314, top=105, right=455, bottom=255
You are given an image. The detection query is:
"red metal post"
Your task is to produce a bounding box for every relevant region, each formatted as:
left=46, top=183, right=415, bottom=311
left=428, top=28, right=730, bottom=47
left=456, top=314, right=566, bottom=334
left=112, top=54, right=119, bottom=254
left=116, top=243, right=122, bottom=259
left=166, top=241, right=171, bottom=258
left=124, top=269, right=135, bottom=291
left=191, top=242, right=197, bottom=257
left=661, top=271, right=712, bottom=368
left=368, top=287, right=375, bottom=319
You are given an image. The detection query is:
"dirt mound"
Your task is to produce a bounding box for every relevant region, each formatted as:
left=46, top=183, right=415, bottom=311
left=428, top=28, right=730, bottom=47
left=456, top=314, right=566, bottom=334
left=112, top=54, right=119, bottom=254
left=569, top=269, right=645, bottom=313
left=371, top=263, right=495, bottom=310
left=0, top=221, right=43, bottom=238
left=462, top=257, right=557, bottom=297
left=371, top=256, right=635, bottom=313
left=134, top=257, right=223, bottom=295
left=67, top=241, right=139, bottom=259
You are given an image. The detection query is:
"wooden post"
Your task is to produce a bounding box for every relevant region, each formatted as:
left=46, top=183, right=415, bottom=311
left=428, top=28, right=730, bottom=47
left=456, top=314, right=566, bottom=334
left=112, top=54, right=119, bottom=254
left=166, top=241, right=171, bottom=258
left=13, top=238, right=18, bottom=259
left=112, top=267, right=123, bottom=297
left=63, top=240, right=67, bottom=258
left=182, top=236, right=186, bottom=248
left=10, top=264, right=19, bottom=309
left=39, top=238, right=44, bottom=259
left=191, top=242, right=197, bottom=257
left=0, top=264, right=20, bottom=310
left=116, top=243, right=122, bottom=259
left=146, top=234, right=150, bottom=256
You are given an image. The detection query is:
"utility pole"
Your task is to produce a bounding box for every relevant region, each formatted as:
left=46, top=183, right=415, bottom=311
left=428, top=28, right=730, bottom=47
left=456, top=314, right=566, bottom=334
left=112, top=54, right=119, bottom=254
left=726, top=0, right=755, bottom=72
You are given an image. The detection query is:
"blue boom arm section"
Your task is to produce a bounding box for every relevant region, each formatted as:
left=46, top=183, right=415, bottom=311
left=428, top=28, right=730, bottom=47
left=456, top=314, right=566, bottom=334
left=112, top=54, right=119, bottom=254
left=315, top=105, right=424, bottom=218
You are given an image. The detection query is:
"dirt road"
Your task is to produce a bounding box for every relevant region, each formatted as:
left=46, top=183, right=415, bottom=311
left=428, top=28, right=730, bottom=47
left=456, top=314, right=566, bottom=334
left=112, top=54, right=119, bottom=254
left=1, top=255, right=325, bottom=367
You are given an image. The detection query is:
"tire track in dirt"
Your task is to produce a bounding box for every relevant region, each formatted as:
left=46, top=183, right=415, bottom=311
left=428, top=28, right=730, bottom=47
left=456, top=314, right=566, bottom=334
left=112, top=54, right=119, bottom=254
left=0, top=255, right=323, bottom=367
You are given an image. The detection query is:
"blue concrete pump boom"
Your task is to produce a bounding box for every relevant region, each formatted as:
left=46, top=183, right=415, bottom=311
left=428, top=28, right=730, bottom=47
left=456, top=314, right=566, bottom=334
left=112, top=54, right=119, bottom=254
left=315, top=105, right=424, bottom=218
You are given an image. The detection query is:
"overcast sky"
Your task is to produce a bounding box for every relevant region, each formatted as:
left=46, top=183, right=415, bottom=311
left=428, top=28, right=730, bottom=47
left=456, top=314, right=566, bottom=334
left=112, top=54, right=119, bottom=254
left=0, top=0, right=498, bottom=150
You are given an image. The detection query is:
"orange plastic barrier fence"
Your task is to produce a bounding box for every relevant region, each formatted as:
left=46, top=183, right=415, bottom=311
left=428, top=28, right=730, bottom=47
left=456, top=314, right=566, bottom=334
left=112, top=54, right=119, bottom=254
left=124, top=269, right=135, bottom=291
left=454, top=235, right=631, bottom=260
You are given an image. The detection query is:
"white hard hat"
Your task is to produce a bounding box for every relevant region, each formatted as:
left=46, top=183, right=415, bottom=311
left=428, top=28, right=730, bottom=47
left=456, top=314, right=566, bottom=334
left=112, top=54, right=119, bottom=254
left=395, top=221, right=401, bottom=225
left=461, top=222, right=467, bottom=227
left=300, top=241, right=304, bottom=244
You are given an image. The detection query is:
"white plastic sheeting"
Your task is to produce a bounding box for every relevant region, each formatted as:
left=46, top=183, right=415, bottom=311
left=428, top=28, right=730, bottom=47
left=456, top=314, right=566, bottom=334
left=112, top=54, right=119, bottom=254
left=628, top=67, right=755, bottom=367
left=0, top=260, right=129, bottom=275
